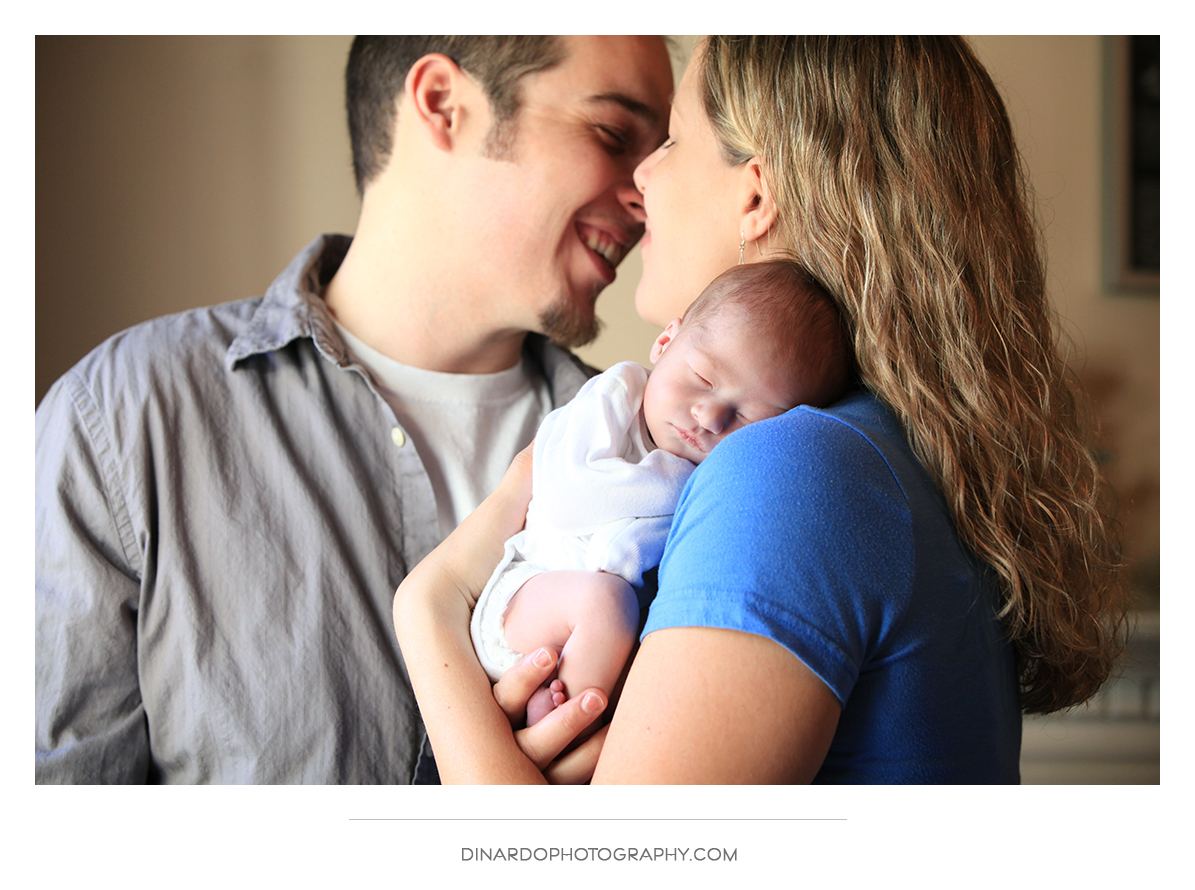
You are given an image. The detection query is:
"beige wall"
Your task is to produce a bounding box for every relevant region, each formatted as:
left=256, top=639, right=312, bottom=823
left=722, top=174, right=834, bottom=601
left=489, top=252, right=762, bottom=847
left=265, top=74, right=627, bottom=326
left=35, top=35, right=1159, bottom=594
left=36, top=36, right=361, bottom=403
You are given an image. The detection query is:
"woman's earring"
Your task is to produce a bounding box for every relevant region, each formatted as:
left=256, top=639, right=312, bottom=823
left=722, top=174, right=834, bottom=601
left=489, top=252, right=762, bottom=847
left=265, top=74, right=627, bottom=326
left=738, top=233, right=746, bottom=265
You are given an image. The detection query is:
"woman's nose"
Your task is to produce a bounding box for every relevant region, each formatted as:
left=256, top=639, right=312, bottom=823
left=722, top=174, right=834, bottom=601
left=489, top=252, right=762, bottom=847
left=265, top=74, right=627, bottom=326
left=632, top=144, right=662, bottom=197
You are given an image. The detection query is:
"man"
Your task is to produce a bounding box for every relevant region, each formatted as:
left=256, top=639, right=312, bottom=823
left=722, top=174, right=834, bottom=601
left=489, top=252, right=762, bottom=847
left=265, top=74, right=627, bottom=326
left=35, top=36, right=673, bottom=783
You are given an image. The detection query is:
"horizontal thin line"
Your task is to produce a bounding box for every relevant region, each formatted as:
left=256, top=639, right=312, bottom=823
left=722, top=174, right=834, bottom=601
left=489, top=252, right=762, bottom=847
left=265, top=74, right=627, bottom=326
left=350, top=817, right=846, bottom=822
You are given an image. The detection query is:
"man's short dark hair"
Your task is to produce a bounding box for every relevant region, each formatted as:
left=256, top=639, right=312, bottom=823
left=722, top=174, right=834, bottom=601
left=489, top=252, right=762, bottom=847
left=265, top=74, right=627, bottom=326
left=346, top=36, right=566, bottom=195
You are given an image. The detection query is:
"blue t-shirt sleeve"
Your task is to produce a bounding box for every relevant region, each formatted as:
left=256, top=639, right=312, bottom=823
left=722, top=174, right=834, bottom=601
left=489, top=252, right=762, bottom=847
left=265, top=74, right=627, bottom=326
left=642, top=406, right=914, bottom=705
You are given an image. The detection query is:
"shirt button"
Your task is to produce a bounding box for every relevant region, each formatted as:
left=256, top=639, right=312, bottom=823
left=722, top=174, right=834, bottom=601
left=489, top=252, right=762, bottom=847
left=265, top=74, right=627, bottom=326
left=390, top=427, right=406, bottom=447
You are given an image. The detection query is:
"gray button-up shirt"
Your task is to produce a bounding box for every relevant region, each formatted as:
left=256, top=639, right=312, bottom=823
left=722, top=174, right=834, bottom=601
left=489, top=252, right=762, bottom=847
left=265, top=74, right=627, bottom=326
left=35, top=234, right=593, bottom=783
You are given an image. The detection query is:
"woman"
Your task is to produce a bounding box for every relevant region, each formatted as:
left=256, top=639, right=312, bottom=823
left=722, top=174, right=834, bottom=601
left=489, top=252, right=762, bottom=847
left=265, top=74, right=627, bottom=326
left=393, top=36, right=1128, bottom=783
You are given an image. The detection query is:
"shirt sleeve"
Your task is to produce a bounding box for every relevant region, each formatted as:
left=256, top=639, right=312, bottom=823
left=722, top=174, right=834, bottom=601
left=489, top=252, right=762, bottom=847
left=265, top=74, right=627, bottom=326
left=642, top=407, right=913, bottom=705
left=584, top=513, right=675, bottom=588
left=35, top=371, right=150, bottom=783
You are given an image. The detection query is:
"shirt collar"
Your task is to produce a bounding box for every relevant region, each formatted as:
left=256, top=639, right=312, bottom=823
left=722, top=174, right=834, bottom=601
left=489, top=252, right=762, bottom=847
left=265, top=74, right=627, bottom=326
left=225, top=234, right=352, bottom=370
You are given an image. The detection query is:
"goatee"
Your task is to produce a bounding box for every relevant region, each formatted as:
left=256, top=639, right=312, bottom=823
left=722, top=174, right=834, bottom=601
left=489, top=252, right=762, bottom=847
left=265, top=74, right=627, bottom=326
left=539, top=299, right=602, bottom=349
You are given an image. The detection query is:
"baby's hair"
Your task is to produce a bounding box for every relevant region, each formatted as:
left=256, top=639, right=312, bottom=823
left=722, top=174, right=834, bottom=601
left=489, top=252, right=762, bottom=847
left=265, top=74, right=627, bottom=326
left=681, top=261, right=853, bottom=407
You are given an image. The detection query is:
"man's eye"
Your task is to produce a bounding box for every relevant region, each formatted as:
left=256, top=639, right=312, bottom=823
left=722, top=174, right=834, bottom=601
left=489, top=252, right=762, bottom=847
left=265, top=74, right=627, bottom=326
left=597, top=126, right=630, bottom=151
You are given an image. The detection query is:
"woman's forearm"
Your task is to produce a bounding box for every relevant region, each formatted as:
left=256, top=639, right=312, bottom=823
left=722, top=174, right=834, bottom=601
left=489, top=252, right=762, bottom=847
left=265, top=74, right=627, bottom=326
left=591, top=626, right=840, bottom=784
left=394, top=567, right=549, bottom=784
left=392, top=445, right=551, bottom=784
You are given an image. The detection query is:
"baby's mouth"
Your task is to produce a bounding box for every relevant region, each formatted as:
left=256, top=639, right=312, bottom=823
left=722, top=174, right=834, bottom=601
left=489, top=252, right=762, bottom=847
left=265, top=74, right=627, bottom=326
left=675, top=426, right=705, bottom=454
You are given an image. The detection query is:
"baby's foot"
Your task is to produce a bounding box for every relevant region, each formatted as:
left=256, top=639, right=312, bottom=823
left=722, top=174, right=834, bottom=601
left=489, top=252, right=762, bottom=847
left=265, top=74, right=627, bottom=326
left=525, top=679, right=567, bottom=726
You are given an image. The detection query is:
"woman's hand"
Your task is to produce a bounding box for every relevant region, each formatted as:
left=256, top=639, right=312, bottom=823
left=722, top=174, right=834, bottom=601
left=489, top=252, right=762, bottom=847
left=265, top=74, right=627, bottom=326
left=493, top=647, right=610, bottom=784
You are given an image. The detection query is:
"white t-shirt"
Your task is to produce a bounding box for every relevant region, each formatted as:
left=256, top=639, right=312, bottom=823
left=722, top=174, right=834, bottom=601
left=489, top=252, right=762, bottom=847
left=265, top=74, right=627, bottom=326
left=336, top=323, right=553, bottom=537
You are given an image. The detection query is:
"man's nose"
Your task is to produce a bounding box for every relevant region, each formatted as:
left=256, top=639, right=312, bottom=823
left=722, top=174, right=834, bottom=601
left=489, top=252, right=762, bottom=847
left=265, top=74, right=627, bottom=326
left=617, top=178, right=647, bottom=227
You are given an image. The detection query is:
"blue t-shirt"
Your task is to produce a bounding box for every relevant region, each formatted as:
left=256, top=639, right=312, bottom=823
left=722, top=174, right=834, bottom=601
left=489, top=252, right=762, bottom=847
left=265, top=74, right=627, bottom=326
left=643, top=390, right=1021, bottom=783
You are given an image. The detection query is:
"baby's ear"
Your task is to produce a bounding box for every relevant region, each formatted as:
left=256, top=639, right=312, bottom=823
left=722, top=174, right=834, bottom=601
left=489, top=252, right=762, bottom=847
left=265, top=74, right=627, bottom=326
left=649, top=318, right=683, bottom=364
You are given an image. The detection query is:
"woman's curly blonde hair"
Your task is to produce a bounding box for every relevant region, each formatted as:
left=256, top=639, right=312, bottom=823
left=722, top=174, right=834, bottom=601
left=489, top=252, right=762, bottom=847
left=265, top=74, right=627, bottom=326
left=700, top=35, right=1128, bottom=714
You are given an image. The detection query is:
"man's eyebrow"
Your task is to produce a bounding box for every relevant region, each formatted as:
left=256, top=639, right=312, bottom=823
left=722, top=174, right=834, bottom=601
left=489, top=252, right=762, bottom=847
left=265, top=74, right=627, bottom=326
left=586, top=92, right=663, bottom=126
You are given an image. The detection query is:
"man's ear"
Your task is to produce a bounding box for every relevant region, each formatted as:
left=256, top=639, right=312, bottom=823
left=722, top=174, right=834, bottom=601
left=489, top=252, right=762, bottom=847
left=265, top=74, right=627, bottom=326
left=738, top=156, right=780, bottom=245
left=404, top=53, right=469, bottom=152
left=649, top=318, right=683, bottom=364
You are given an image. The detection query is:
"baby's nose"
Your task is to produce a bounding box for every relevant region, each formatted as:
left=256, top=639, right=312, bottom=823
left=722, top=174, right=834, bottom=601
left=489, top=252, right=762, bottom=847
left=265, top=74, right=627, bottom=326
left=695, top=402, right=733, bottom=435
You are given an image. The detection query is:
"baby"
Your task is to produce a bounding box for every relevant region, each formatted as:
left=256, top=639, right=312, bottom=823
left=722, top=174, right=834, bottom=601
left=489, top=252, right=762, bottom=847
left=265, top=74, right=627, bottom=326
left=470, top=260, right=851, bottom=724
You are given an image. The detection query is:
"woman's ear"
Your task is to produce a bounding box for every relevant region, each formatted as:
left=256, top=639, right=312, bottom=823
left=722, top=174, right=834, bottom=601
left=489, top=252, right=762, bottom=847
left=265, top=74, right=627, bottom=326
left=404, top=53, right=468, bottom=152
left=649, top=318, right=683, bottom=364
left=738, top=157, right=780, bottom=245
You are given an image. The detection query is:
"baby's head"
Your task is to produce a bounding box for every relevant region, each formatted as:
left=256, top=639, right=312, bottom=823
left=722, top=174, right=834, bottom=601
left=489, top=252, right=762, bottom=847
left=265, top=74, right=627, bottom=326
left=643, top=260, right=851, bottom=464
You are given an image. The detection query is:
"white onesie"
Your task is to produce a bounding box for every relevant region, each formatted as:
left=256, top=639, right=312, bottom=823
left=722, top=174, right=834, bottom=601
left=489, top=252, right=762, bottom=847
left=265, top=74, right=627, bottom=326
left=469, top=362, right=696, bottom=681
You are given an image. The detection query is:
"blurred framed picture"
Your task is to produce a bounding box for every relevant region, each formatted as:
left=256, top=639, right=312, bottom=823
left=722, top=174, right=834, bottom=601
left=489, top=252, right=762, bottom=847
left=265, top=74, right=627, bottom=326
left=1103, top=35, right=1159, bottom=292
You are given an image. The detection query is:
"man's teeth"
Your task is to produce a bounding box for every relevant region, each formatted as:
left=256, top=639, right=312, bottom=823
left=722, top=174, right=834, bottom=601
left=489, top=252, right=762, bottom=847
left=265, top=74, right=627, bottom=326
left=583, top=231, right=622, bottom=267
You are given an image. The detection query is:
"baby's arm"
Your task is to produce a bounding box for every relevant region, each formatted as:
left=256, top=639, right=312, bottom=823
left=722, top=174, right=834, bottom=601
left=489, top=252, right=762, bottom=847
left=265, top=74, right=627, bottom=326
left=502, top=570, right=640, bottom=726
